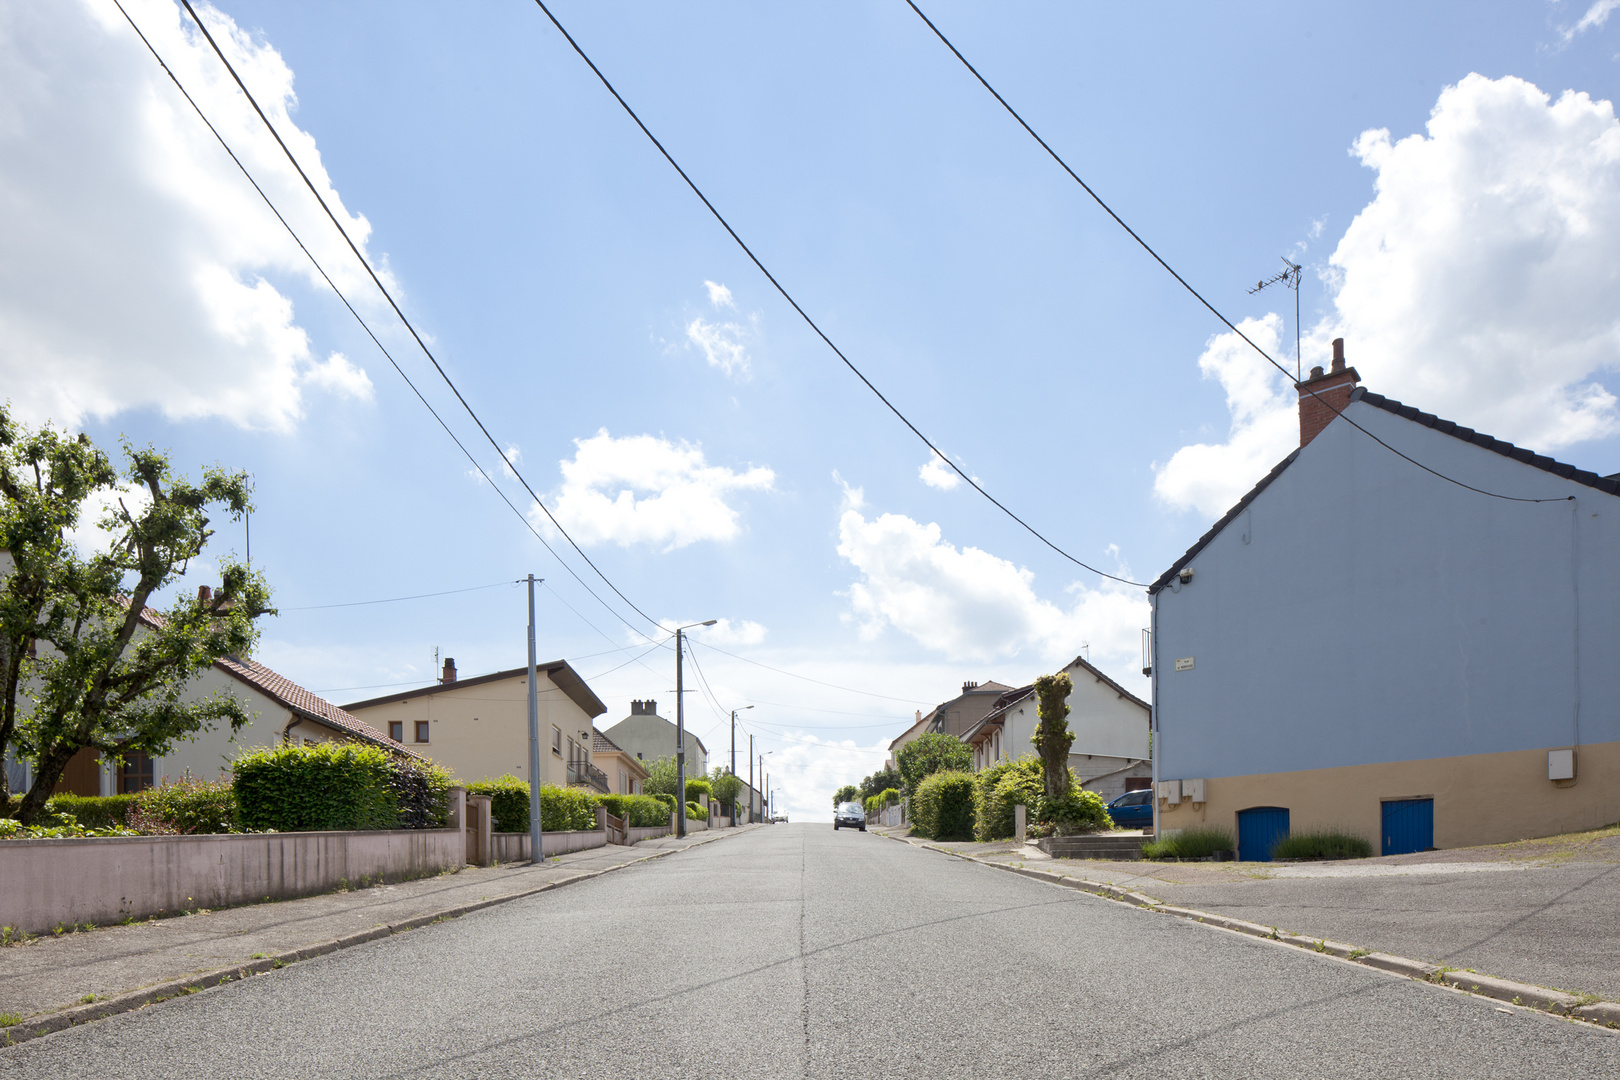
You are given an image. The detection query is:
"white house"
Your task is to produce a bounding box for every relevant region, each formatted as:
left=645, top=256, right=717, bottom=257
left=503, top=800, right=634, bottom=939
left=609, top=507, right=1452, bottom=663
left=1150, top=340, right=1620, bottom=860
left=962, top=657, right=1151, bottom=802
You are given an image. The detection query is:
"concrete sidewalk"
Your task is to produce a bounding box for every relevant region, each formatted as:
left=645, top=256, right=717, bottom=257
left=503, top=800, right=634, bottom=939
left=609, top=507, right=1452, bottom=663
left=878, top=823, right=1620, bottom=1002
left=1, top=825, right=762, bottom=1029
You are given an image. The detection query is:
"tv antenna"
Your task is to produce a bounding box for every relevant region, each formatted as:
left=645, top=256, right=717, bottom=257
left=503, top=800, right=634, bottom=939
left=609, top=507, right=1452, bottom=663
left=1249, top=257, right=1303, bottom=381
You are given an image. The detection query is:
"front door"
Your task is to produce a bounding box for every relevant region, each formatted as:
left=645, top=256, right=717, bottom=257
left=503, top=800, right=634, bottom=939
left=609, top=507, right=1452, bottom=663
left=1237, top=806, right=1290, bottom=863
left=1382, top=798, right=1434, bottom=856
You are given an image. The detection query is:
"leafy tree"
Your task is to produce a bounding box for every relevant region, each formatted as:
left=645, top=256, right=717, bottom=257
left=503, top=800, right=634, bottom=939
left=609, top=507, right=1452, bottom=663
left=0, top=411, right=271, bottom=823
left=640, top=754, right=679, bottom=797
left=859, top=765, right=902, bottom=800
left=708, top=768, right=743, bottom=816
left=1031, top=673, right=1074, bottom=802
left=895, top=732, right=972, bottom=796
left=832, top=784, right=859, bottom=807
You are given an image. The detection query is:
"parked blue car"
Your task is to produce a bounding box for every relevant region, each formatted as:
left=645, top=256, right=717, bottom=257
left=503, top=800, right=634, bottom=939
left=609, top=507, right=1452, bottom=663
left=1107, top=789, right=1153, bottom=828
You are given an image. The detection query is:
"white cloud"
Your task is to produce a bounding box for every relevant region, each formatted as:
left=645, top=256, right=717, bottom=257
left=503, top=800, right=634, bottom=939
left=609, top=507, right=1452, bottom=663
left=835, top=490, right=1147, bottom=669
left=918, top=451, right=962, bottom=491
left=686, top=316, right=752, bottom=378
left=1159, top=74, right=1620, bottom=515
left=695, top=618, right=768, bottom=647
left=0, top=0, right=385, bottom=433
left=545, top=429, right=774, bottom=550
left=704, top=280, right=735, bottom=309
left=1562, top=0, right=1620, bottom=41
left=500, top=443, right=521, bottom=480
left=66, top=482, right=154, bottom=557
left=1153, top=314, right=1296, bottom=518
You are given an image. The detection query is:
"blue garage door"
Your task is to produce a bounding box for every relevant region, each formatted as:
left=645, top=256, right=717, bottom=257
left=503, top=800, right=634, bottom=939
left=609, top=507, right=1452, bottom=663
left=1382, top=798, right=1434, bottom=856
left=1237, top=807, right=1290, bottom=863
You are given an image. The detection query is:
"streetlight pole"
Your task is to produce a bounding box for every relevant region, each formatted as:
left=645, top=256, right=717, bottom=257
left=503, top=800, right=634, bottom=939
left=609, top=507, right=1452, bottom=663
left=748, top=733, right=754, bottom=822
left=729, top=705, right=752, bottom=819
left=673, top=619, right=716, bottom=839
left=525, top=575, right=545, bottom=865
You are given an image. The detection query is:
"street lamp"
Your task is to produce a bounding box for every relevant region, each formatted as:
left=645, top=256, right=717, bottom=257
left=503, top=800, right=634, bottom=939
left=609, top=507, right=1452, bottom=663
left=673, top=619, right=716, bottom=838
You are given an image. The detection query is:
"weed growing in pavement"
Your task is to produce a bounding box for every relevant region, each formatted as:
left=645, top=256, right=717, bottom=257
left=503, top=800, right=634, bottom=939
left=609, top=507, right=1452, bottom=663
left=249, top=953, right=266, bottom=960
left=270, top=960, right=284, bottom=969
left=0, top=1013, right=21, bottom=1027
left=1348, top=948, right=1371, bottom=960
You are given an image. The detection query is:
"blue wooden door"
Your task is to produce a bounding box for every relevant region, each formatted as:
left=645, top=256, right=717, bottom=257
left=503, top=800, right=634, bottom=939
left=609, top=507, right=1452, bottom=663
left=1382, top=798, right=1434, bottom=856
left=1237, top=807, right=1290, bottom=862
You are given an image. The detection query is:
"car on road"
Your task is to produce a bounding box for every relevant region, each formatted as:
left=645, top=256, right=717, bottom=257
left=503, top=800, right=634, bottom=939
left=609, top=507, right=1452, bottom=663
left=833, top=802, right=866, bottom=831
left=1107, top=788, right=1153, bottom=829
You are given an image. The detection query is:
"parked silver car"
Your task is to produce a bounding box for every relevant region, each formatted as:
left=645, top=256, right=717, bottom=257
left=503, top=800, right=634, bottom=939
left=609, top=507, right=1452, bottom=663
left=833, top=801, right=866, bottom=831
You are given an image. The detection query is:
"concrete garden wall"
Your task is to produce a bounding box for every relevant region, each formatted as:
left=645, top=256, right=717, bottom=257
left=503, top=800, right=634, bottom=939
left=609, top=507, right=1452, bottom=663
left=488, top=829, right=606, bottom=863
left=0, top=828, right=462, bottom=935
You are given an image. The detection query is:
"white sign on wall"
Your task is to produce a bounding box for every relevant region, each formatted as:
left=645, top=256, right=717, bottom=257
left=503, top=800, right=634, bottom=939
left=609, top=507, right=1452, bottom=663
left=1174, top=657, right=1195, bottom=672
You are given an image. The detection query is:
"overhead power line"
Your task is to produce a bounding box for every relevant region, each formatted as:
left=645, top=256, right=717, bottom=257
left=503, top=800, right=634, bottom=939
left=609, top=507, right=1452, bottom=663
left=693, top=640, right=934, bottom=705
left=173, top=0, right=679, bottom=628
left=904, top=1, right=1564, bottom=506
left=282, top=581, right=514, bottom=611
left=529, top=0, right=1146, bottom=584
left=112, top=0, right=659, bottom=642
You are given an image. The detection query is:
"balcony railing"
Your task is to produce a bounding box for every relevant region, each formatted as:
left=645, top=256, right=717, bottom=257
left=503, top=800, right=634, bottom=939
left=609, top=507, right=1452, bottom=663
left=567, top=759, right=611, bottom=793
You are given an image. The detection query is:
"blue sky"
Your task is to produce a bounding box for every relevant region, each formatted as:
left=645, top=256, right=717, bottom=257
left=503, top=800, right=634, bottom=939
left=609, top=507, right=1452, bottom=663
left=5, top=1, right=1620, bottom=820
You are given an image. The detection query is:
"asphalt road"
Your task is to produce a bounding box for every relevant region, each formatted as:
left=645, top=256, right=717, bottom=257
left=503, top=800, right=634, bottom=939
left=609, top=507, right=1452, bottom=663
left=4, top=825, right=1616, bottom=1078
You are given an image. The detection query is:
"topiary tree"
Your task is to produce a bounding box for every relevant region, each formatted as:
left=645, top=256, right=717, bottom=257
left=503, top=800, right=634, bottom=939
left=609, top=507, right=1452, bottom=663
left=832, top=784, right=859, bottom=807
left=1031, top=673, right=1074, bottom=803
left=895, top=732, right=972, bottom=796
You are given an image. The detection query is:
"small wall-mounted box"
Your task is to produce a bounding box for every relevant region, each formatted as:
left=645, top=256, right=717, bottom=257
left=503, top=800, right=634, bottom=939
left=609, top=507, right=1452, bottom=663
left=1182, top=778, right=1207, bottom=803
left=1549, top=748, right=1576, bottom=782
left=1158, top=780, right=1183, bottom=803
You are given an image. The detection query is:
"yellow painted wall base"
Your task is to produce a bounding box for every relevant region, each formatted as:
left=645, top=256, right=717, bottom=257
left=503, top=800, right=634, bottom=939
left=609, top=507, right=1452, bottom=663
left=1158, top=740, right=1620, bottom=854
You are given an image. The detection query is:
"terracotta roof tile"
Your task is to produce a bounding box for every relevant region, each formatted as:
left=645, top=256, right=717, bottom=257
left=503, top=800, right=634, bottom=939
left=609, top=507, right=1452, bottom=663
left=215, top=656, right=420, bottom=758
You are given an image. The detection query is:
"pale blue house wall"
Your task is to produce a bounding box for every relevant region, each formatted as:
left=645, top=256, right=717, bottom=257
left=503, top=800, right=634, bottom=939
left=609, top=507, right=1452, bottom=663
left=1154, top=401, right=1620, bottom=781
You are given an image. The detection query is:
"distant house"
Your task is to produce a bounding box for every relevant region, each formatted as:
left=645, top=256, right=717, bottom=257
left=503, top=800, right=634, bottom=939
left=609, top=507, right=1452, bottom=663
left=591, top=728, right=648, bottom=795
left=1151, top=340, right=1620, bottom=859
left=344, top=658, right=609, bottom=792
left=886, top=680, right=1014, bottom=768
left=19, top=651, right=416, bottom=798
left=602, top=699, right=708, bottom=780
left=962, top=657, right=1151, bottom=802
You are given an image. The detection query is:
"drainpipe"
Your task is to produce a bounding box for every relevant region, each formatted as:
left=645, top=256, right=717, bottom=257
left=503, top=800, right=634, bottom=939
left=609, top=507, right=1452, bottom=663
left=1150, top=592, right=1160, bottom=841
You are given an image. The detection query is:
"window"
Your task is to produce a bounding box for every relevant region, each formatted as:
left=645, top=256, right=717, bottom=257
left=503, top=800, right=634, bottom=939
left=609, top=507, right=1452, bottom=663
left=552, top=726, right=562, bottom=755
left=117, top=750, right=154, bottom=794
left=415, top=721, right=430, bottom=743
left=389, top=721, right=403, bottom=742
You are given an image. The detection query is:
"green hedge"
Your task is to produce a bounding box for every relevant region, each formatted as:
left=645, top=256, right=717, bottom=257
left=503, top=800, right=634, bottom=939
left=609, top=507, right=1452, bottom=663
left=974, top=758, right=1043, bottom=840
left=463, top=776, right=599, bottom=833
left=910, top=770, right=977, bottom=841
left=1038, top=787, right=1113, bottom=834
left=685, top=800, right=706, bottom=820
left=32, top=794, right=138, bottom=830
left=684, top=778, right=711, bottom=803
left=650, top=792, right=677, bottom=813
left=128, top=779, right=238, bottom=834
left=597, top=793, right=670, bottom=828
left=233, top=743, right=450, bottom=832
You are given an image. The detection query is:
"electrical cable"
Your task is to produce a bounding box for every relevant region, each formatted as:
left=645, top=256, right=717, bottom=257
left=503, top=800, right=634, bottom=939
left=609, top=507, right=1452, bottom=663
left=690, top=640, right=934, bottom=705
left=174, top=0, right=677, bottom=628
left=113, top=0, right=657, bottom=641
left=529, top=0, right=1146, bottom=584
left=904, top=0, right=1566, bottom=507
left=281, top=581, right=513, bottom=611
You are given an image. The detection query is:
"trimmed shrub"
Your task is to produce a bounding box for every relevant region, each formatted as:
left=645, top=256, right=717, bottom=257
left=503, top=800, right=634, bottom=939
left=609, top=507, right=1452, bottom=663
left=650, top=792, right=677, bottom=812
left=1038, top=787, right=1113, bottom=835
left=464, top=775, right=531, bottom=833
left=974, top=757, right=1043, bottom=840
left=37, top=794, right=137, bottom=830
left=596, top=793, right=669, bottom=828
left=388, top=758, right=453, bottom=829
left=128, top=778, right=238, bottom=834
left=910, top=770, right=977, bottom=841
left=863, top=794, right=879, bottom=816
left=1141, top=826, right=1235, bottom=860
left=234, top=743, right=397, bottom=832
left=685, top=778, right=712, bottom=804
left=464, top=777, right=599, bottom=832
left=1271, top=828, right=1373, bottom=861
left=685, top=801, right=706, bottom=820
left=877, top=787, right=901, bottom=807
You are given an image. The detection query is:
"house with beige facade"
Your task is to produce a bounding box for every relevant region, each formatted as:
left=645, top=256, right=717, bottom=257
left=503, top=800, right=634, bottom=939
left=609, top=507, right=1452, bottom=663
left=885, top=680, right=1013, bottom=768
left=592, top=728, right=648, bottom=795
left=1151, top=340, right=1620, bottom=860
left=343, top=658, right=609, bottom=791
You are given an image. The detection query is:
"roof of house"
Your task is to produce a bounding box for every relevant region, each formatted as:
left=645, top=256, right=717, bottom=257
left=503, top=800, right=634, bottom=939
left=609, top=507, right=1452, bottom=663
left=214, top=656, right=418, bottom=757
left=1062, top=655, right=1151, bottom=713
left=591, top=728, right=649, bottom=777
left=601, top=714, right=708, bottom=756
left=1149, top=387, right=1620, bottom=594
left=887, top=711, right=936, bottom=752
left=340, top=660, right=607, bottom=719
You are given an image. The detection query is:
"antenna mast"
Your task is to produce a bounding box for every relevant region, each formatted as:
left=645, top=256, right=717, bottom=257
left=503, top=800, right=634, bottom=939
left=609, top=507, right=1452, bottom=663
left=1249, top=257, right=1304, bottom=381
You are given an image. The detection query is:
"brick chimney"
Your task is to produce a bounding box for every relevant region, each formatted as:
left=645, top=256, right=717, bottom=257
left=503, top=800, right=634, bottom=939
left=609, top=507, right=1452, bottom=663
left=1295, top=337, right=1360, bottom=448
left=962, top=681, right=979, bottom=694
left=440, top=657, right=457, bottom=684
left=631, top=699, right=657, bottom=716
